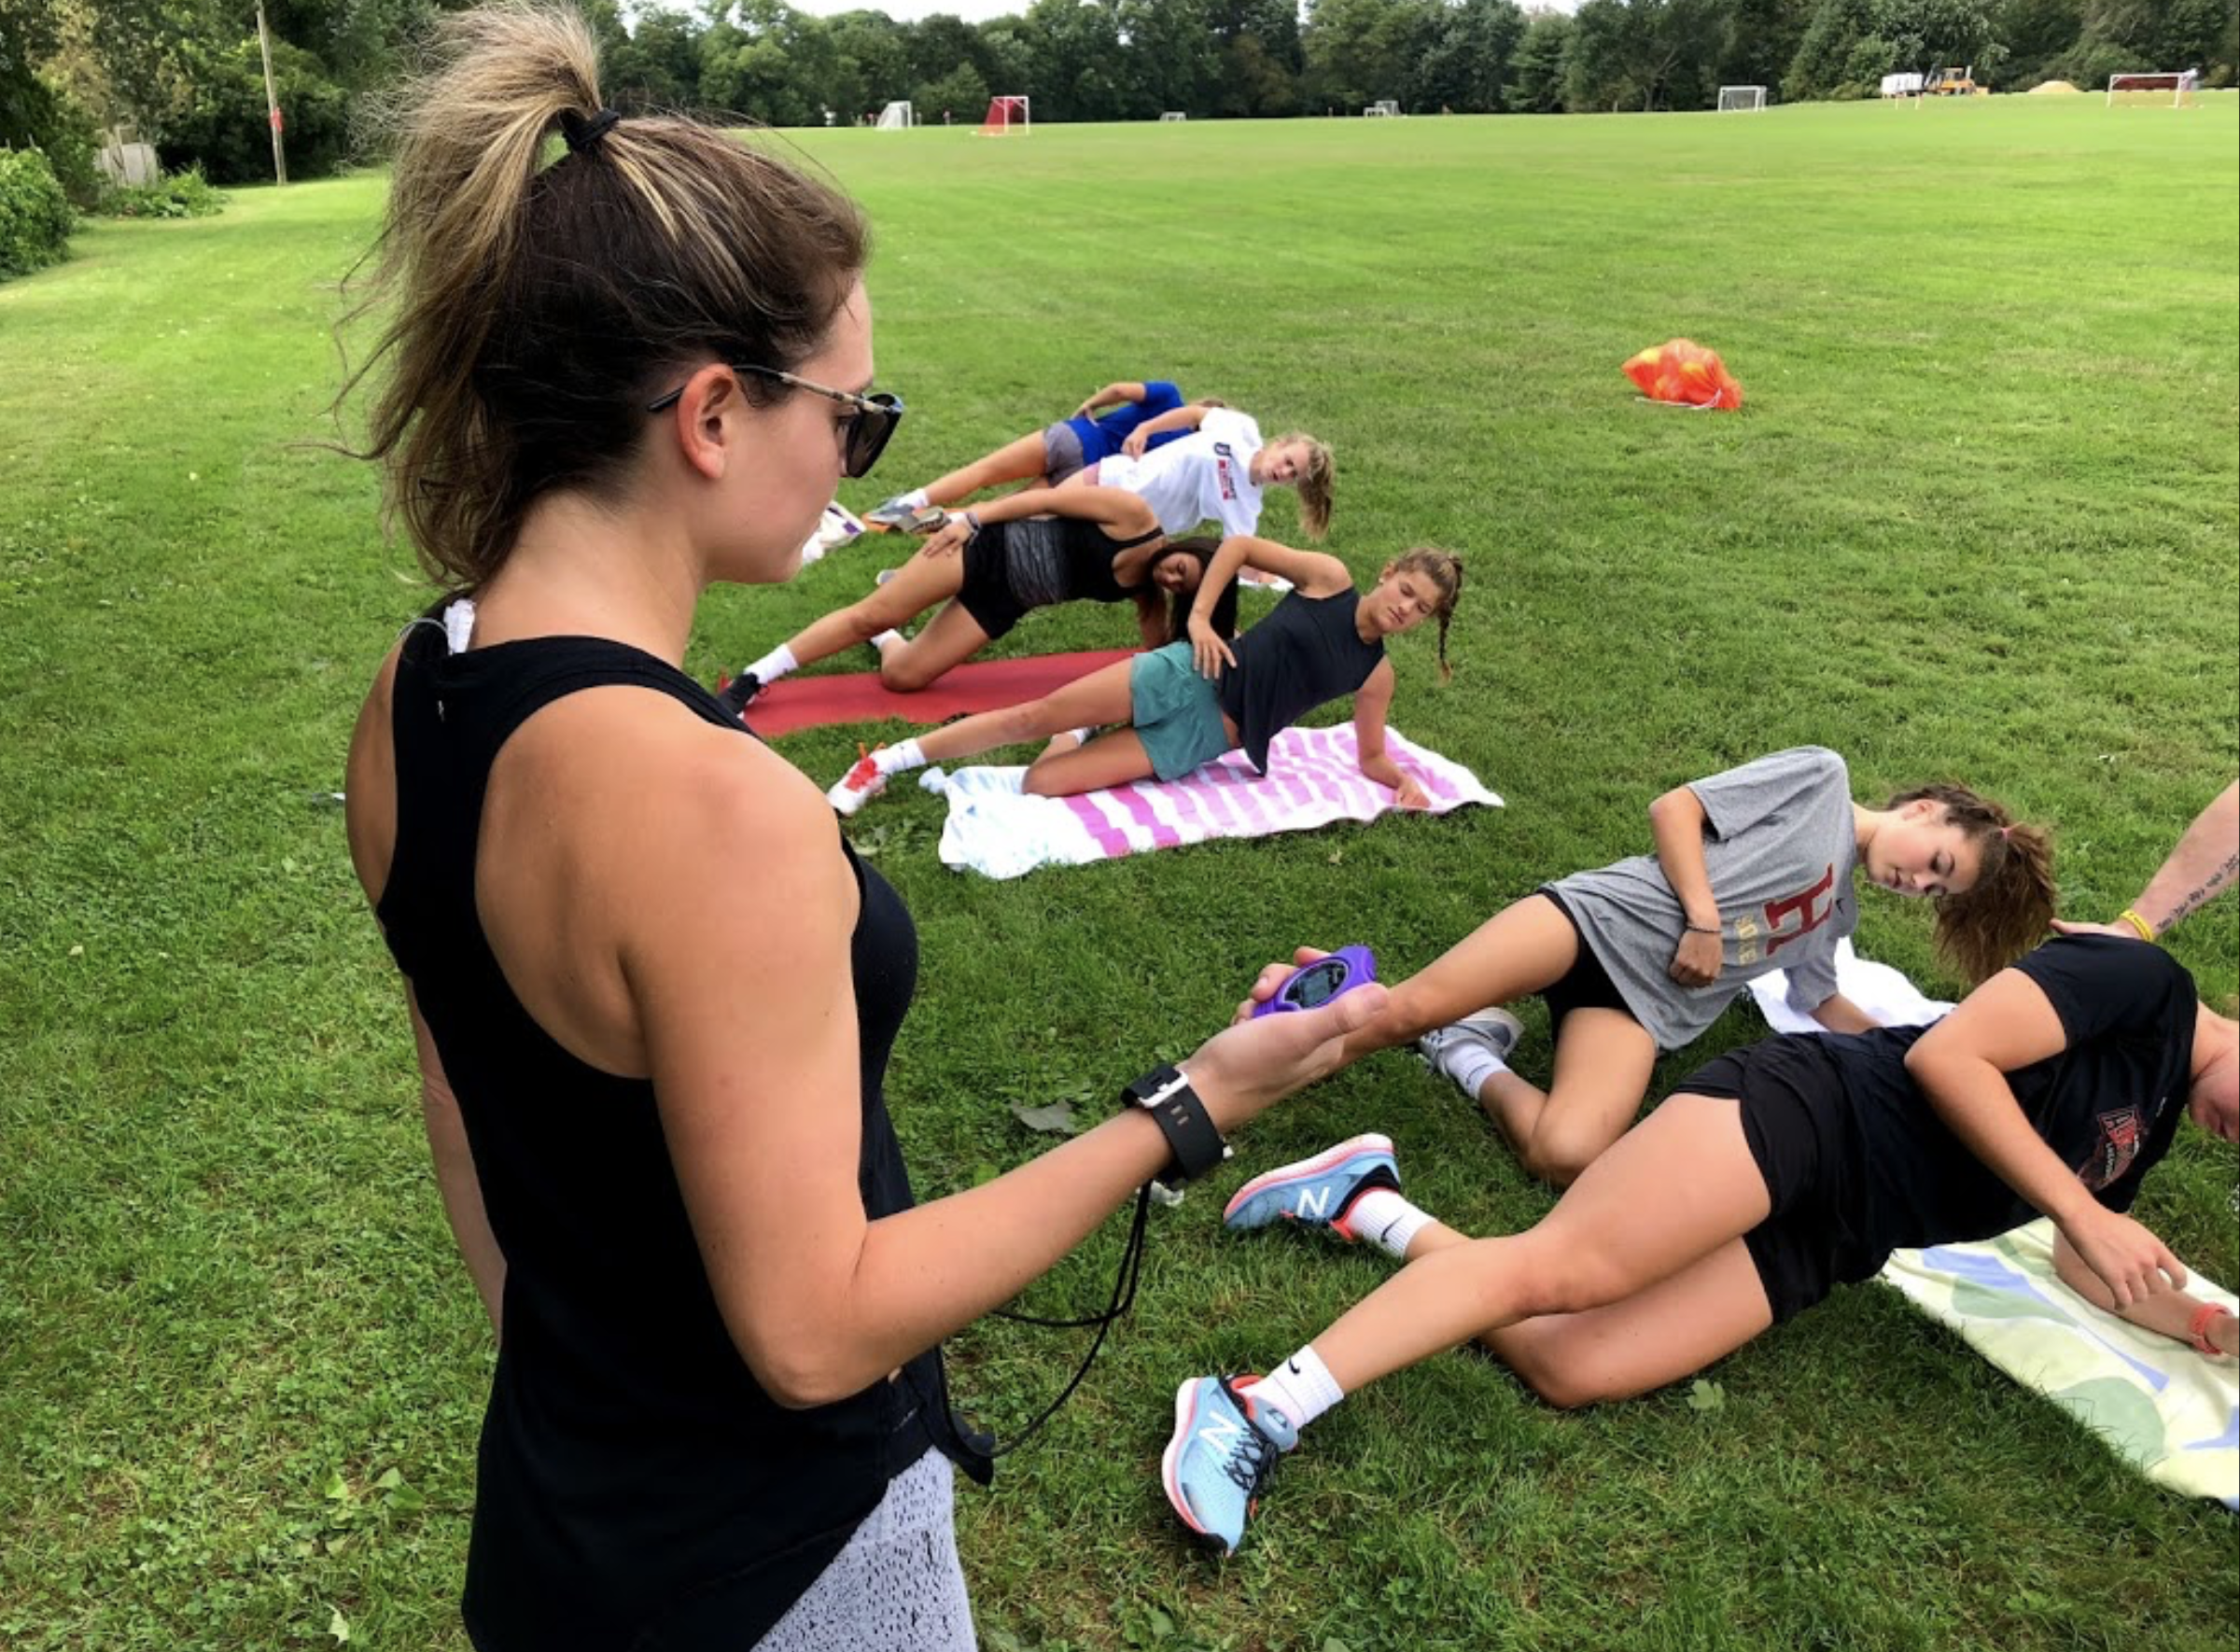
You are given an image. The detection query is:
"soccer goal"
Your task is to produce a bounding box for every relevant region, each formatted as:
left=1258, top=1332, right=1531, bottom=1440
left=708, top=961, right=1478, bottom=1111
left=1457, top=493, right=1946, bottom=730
left=976, top=95, right=1029, bottom=136
left=1158, top=110, right=1187, bottom=122
left=1716, top=85, right=1767, bottom=112
left=874, top=101, right=913, bottom=130
left=1362, top=99, right=1401, bottom=118
left=2107, top=71, right=2200, bottom=108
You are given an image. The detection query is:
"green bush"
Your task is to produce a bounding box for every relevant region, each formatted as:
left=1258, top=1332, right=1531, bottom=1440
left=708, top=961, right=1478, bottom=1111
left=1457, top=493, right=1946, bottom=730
left=0, top=146, right=76, bottom=279
left=159, top=37, right=351, bottom=186
left=0, top=69, right=104, bottom=208
left=100, top=165, right=227, bottom=220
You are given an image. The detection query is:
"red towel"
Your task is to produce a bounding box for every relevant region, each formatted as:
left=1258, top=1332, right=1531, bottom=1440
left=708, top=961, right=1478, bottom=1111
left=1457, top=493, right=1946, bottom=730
left=739, top=650, right=1137, bottom=736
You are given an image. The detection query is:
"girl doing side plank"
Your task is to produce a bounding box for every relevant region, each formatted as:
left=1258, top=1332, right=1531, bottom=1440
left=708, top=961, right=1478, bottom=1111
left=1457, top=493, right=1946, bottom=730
left=1066, top=402, right=1336, bottom=542
left=339, top=12, right=1384, bottom=1649
left=1165, top=935, right=2239, bottom=1555
left=1267, top=748, right=2056, bottom=1186
left=718, top=488, right=1242, bottom=709
left=867, top=378, right=1218, bottom=521
left=823, top=535, right=1461, bottom=814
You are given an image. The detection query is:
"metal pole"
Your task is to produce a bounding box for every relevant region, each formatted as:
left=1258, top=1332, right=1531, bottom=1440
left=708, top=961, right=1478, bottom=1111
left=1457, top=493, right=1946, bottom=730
left=255, top=1, right=287, bottom=186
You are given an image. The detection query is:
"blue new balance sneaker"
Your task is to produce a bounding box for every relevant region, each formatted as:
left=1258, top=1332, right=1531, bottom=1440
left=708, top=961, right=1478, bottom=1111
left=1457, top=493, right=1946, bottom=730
left=1222, top=1133, right=1400, bottom=1239
left=1161, top=1375, right=1298, bottom=1555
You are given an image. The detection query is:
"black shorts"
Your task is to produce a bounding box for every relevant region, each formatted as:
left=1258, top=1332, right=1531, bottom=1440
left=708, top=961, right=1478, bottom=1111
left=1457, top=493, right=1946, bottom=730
left=1533, top=888, right=1633, bottom=1030
left=1677, top=1037, right=1873, bottom=1324
left=956, top=530, right=1027, bottom=640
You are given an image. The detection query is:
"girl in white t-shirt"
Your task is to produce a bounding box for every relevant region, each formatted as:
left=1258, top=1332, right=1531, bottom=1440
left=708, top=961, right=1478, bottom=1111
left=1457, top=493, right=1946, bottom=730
left=1071, top=405, right=1335, bottom=542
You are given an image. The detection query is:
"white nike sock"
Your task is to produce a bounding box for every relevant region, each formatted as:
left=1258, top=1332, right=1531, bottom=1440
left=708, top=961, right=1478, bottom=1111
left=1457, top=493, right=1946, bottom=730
left=745, top=643, right=798, bottom=683
left=901, top=487, right=930, bottom=510
left=869, top=628, right=904, bottom=653
left=1439, top=1043, right=1508, bottom=1100
left=1343, top=1188, right=1435, bottom=1260
left=1244, top=1346, right=1343, bottom=1434
left=872, top=739, right=926, bottom=777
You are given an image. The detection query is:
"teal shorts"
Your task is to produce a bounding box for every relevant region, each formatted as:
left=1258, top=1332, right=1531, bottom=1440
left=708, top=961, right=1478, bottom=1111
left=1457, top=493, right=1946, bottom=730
left=1129, top=643, right=1233, bottom=781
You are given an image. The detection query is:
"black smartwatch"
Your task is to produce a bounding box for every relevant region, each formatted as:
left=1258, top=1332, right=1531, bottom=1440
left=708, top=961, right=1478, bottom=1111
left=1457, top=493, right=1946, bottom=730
left=1121, top=1064, right=1230, bottom=1185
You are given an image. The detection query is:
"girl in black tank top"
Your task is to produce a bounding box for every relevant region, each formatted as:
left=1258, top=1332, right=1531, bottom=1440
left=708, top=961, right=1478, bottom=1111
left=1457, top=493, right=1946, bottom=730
left=341, top=26, right=1392, bottom=1648
left=715, top=484, right=1239, bottom=708
left=827, top=540, right=1464, bottom=813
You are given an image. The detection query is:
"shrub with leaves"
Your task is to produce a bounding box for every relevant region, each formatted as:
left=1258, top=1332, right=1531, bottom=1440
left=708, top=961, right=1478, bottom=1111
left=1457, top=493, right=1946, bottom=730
left=0, top=145, right=76, bottom=278
left=101, top=164, right=227, bottom=219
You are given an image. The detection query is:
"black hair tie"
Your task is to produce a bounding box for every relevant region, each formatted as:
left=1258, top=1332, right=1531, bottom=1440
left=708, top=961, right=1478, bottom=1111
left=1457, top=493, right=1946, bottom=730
left=559, top=108, right=623, bottom=156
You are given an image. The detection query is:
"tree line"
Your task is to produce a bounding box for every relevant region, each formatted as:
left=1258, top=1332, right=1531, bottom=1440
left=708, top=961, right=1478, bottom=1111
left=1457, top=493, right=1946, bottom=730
left=5, top=0, right=2235, bottom=195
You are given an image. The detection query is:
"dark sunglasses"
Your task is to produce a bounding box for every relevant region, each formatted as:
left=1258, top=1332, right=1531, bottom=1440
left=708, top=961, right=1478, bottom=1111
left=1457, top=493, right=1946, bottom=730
left=647, top=363, right=903, bottom=479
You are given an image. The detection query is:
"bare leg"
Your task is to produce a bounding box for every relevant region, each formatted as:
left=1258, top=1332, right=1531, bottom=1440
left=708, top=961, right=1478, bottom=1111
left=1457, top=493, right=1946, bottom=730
left=1479, top=1006, right=1659, bottom=1186
left=1338, top=892, right=1582, bottom=1064
left=1396, top=1219, right=1773, bottom=1407
left=778, top=552, right=967, bottom=671
left=907, top=658, right=1140, bottom=766
left=1309, top=1094, right=1771, bottom=1393
left=919, top=432, right=1050, bottom=508
left=877, top=598, right=998, bottom=692
left=1022, top=729, right=1156, bottom=796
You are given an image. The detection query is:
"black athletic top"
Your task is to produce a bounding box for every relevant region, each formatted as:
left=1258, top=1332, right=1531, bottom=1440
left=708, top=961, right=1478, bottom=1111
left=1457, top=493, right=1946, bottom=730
left=376, top=616, right=983, bottom=1652
left=1821, top=936, right=2196, bottom=1272
left=957, top=515, right=1163, bottom=638
left=1216, top=587, right=1386, bottom=773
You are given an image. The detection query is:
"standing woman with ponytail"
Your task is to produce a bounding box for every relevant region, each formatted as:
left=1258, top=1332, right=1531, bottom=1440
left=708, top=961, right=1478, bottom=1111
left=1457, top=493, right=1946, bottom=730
left=338, top=9, right=1380, bottom=1649
left=1245, top=749, right=2058, bottom=1187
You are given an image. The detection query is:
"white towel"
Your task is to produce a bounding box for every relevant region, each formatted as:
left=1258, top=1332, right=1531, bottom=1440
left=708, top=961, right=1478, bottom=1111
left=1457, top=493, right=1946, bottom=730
left=1749, top=945, right=2237, bottom=1507
left=931, top=724, right=1501, bottom=881
left=1746, top=936, right=1953, bottom=1031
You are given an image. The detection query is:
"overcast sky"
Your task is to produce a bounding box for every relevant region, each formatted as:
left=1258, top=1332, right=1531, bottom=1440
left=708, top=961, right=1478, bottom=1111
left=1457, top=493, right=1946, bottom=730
left=652, top=1, right=1581, bottom=27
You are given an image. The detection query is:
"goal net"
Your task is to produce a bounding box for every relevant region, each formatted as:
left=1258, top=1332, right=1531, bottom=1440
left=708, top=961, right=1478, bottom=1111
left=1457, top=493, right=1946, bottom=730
left=1158, top=110, right=1187, bottom=122
left=2106, top=71, right=2200, bottom=108
left=874, top=101, right=912, bottom=130
left=976, top=95, right=1029, bottom=136
left=1716, top=85, right=1767, bottom=112
left=1362, top=99, right=1400, bottom=117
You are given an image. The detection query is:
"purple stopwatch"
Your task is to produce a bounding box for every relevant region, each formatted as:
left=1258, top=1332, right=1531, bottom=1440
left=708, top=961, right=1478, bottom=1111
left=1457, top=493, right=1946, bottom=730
left=1252, top=945, right=1378, bottom=1017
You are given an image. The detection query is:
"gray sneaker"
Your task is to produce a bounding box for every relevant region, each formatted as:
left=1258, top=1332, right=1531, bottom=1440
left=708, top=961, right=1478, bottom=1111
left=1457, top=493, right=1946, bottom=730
left=1417, top=1007, right=1525, bottom=1088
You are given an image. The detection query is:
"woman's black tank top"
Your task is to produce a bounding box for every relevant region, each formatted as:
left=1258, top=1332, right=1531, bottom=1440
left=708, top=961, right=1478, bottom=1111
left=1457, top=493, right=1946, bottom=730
left=1215, top=587, right=1385, bottom=773
left=374, top=616, right=983, bottom=1652
left=996, top=513, right=1162, bottom=609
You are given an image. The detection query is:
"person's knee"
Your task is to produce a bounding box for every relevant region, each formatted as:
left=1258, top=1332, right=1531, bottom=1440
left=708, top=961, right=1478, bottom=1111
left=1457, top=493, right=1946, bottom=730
left=1494, top=1337, right=1609, bottom=1411
left=1508, top=1234, right=1631, bottom=1321
left=1519, top=1106, right=1634, bottom=1188
left=877, top=653, right=933, bottom=693
left=1021, top=762, right=1064, bottom=797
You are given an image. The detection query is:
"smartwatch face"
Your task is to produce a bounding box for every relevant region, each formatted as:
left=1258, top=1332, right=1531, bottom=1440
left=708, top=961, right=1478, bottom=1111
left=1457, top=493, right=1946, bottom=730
left=1282, top=958, right=1350, bottom=1009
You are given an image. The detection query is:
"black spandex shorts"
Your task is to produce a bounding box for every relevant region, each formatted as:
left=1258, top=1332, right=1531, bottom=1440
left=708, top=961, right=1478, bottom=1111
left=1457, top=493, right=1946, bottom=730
left=1677, top=1037, right=1874, bottom=1324
left=1533, top=888, right=1633, bottom=1030
left=957, top=530, right=1027, bottom=640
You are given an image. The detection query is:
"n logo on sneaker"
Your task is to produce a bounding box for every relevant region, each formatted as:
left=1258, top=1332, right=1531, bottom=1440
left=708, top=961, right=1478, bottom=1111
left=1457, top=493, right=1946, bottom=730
left=1295, top=1185, right=1333, bottom=1220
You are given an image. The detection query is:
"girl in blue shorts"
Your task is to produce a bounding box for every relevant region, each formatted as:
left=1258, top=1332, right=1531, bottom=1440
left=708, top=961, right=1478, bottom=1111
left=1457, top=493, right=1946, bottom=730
left=825, top=537, right=1462, bottom=813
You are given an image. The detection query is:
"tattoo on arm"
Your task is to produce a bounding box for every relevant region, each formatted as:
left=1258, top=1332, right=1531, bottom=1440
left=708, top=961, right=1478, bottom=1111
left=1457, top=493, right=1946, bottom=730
left=2152, top=850, right=2240, bottom=933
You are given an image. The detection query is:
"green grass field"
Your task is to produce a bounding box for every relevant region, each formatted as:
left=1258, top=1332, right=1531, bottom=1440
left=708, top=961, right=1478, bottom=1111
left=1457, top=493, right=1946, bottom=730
left=2, top=96, right=2235, bottom=1650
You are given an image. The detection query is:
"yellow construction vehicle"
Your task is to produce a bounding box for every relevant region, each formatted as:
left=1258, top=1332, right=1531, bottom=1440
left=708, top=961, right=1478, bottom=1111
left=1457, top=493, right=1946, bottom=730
left=1925, top=65, right=1985, bottom=96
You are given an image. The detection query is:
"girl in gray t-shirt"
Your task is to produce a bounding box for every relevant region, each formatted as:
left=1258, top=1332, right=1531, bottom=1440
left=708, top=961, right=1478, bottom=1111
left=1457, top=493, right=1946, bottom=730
left=1295, top=748, right=2056, bottom=1186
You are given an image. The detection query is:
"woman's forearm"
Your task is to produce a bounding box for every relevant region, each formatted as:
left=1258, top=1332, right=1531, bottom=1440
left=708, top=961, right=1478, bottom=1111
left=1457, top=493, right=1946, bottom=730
left=1648, top=788, right=1721, bottom=928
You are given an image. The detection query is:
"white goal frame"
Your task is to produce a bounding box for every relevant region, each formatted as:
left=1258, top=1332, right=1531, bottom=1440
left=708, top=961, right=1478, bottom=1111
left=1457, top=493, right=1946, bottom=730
left=1362, top=99, right=1401, bottom=118
left=977, top=94, right=1030, bottom=136
left=1158, top=110, right=1187, bottom=122
left=874, top=101, right=913, bottom=130
left=2106, top=71, right=2200, bottom=108
left=1717, top=85, right=1767, bottom=112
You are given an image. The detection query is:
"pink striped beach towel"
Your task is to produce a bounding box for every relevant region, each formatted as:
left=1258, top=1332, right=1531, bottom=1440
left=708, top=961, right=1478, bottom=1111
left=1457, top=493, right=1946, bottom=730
left=927, top=724, right=1501, bottom=879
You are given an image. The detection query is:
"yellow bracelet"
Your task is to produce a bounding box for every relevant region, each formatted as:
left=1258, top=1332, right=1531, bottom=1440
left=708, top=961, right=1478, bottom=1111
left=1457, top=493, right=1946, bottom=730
left=2117, top=908, right=2156, bottom=943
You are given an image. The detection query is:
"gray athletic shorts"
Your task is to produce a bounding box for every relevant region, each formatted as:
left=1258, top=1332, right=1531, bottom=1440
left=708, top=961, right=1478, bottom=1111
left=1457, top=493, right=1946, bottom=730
left=1129, top=642, right=1232, bottom=780
left=1040, top=421, right=1088, bottom=483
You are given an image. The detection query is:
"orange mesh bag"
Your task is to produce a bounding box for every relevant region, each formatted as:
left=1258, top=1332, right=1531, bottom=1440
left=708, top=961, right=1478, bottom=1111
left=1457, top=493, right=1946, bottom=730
left=1622, top=339, right=1743, bottom=410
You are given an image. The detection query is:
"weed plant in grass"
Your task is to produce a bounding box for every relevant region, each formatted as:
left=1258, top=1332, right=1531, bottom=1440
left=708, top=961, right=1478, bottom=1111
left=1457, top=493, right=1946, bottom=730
left=1, top=98, right=2233, bottom=1650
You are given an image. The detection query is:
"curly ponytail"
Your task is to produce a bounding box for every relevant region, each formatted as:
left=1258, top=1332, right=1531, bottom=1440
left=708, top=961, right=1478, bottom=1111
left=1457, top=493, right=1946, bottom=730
left=339, top=2, right=867, bottom=590
left=1888, top=783, right=2056, bottom=985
